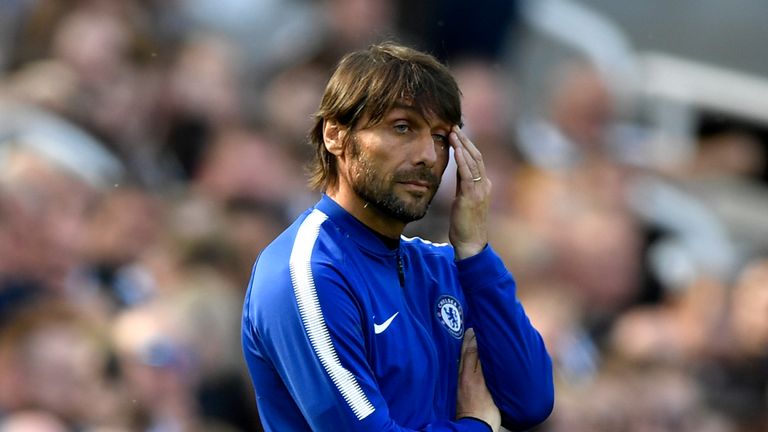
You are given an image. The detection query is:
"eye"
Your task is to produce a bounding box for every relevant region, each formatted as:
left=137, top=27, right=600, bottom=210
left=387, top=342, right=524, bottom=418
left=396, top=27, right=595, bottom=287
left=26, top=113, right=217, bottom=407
left=394, top=123, right=410, bottom=134
left=432, top=134, right=449, bottom=151
left=432, top=134, right=447, bottom=144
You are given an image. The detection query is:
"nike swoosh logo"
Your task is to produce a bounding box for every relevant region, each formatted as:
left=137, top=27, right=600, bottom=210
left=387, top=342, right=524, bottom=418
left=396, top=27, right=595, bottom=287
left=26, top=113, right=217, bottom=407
left=373, top=312, right=399, bottom=334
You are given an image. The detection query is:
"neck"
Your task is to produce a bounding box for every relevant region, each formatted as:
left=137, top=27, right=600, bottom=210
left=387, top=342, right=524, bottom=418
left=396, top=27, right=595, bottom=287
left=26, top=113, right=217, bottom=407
left=326, top=186, right=405, bottom=240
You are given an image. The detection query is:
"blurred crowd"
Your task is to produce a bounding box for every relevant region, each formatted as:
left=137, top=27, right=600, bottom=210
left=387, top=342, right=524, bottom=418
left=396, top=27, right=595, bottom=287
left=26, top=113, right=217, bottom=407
left=0, top=0, right=766, bottom=431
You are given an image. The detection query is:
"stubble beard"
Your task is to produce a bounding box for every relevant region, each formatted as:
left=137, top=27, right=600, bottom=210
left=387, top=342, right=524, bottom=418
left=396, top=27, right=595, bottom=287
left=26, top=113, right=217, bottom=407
left=348, top=141, right=439, bottom=223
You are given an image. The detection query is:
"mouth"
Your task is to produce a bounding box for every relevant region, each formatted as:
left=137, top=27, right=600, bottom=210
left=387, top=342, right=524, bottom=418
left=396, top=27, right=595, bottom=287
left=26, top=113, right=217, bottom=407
left=402, top=180, right=430, bottom=188
left=394, top=169, right=439, bottom=195
left=398, top=180, right=433, bottom=195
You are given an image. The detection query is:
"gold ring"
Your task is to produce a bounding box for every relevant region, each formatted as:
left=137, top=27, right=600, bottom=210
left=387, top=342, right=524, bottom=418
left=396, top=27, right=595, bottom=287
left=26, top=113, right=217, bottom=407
left=472, top=176, right=482, bottom=182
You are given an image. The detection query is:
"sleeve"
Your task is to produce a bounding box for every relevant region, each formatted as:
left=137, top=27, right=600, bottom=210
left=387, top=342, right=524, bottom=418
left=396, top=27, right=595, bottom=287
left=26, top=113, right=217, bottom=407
left=256, top=261, right=492, bottom=432
left=456, top=245, right=555, bottom=431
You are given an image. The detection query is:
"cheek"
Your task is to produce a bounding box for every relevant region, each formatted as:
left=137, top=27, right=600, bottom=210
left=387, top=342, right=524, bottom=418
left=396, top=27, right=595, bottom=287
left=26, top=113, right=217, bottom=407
left=436, top=147, right=450, bottom=172
left=349, top=151, right=380, bottom=182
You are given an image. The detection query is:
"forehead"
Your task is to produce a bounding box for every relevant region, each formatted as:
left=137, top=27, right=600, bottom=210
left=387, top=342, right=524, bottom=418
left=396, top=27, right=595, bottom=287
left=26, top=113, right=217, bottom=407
left=384, top=100, right=453, bottom=127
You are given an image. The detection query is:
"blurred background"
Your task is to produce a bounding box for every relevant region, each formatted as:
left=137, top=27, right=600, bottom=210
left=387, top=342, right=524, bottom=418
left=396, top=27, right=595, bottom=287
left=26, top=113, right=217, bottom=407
left=0, top=0, right=766, bottom=431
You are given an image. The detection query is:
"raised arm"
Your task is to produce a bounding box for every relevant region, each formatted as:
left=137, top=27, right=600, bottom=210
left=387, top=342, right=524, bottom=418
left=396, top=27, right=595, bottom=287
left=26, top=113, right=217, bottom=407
left=448, top=126, right=554, bottom=430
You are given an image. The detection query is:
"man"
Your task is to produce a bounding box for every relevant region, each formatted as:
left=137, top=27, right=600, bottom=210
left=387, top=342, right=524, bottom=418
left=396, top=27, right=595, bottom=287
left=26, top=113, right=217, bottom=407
left=241, top=42, right=554, bottom=431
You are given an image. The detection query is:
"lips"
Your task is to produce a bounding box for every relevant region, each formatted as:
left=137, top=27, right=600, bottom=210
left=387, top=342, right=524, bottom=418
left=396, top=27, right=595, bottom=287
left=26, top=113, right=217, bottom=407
left=401, top=180, right=431, bottom=188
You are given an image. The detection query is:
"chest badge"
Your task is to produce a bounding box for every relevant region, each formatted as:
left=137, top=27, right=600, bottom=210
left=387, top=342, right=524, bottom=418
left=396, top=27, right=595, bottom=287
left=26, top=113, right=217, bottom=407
left=435, top=295, right=464, bottom=339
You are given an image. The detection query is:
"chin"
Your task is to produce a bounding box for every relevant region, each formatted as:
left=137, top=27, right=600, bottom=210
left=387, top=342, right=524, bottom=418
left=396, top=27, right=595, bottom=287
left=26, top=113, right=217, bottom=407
left=396, top=199, right=432, bottom=222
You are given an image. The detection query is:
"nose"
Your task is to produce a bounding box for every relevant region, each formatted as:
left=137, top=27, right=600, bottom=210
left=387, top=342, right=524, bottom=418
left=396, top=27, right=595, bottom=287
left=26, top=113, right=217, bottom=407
left=411, top=130, right=438, bottom=167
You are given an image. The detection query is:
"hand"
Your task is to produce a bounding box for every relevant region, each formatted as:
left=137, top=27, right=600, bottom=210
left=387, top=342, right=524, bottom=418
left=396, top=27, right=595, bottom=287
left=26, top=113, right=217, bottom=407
left=448, top=126, right=491, bottom=260
left=456, top=328, right=501, bottom=431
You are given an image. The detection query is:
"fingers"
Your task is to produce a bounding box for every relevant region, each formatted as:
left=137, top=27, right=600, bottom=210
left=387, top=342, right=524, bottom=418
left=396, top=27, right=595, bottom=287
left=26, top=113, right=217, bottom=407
left=459, top=327, right=477, bottom=375
left=448, top=124, right=491, bottom=259
left=456, top=326, right=500, bottom=431
left=450, top=126, right=486, bottom=183
left=454, top=126, right=483, bottom=162
left=452, top=143, right=475, bottom=186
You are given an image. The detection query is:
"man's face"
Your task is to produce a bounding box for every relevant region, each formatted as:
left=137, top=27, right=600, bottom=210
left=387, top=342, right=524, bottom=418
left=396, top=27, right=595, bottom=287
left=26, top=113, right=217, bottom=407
left=344, top=104, right=452, bottom=223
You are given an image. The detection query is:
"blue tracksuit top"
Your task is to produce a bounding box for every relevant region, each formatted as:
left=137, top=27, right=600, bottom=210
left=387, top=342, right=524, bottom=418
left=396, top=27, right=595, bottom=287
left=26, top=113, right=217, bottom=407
left=241, top=195, right=554, bottom=431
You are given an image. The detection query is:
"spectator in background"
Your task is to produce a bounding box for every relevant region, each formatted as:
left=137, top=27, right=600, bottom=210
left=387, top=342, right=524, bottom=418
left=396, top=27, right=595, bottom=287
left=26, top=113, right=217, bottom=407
left=728, top=260, right=768, bottom=358
left=677, top=127, right=768, bottom=266
left=171, top=0, right=322, bottom=82
left=74, top=186, right=162, bottom=316
left=0, top=302, right=127, bottom=430
left=1, top=59, right=80, bottom=114
left=0, top=97, right=127, bottom=326
left=319, top=0, right=398, bottom=60
left=516, top=59, right=625, bottom=171
left=700, top=259, right=768, bottom=431
left=48, top=3, right=164, bottom=183
left=157, top=33, right=244, bottom=183
left=112, top=290, right=258, bottom=431
left=193, top=127, right=306, bottom=209
left=111, top=301, right=207, bottom=431
left=259, top=60, right=329, bottom=161
left=0, top=144, right=96, bottom=298
left=0, top=410, right=71, bottom=432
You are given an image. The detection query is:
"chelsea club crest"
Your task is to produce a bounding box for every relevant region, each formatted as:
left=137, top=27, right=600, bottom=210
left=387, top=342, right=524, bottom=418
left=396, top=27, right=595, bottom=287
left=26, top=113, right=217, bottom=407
left=435, top=295, right=464, bottom=339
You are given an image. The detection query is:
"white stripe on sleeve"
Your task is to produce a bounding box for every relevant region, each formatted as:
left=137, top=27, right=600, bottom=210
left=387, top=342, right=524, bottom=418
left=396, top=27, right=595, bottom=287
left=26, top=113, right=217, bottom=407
left=289, top=209, right=376, bottom=421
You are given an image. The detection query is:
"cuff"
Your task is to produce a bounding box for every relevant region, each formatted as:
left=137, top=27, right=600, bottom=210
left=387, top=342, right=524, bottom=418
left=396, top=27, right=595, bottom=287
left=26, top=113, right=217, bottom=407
left=455, top=245, right=508, bottom=293
left=457, top=416, right=494, bottom=432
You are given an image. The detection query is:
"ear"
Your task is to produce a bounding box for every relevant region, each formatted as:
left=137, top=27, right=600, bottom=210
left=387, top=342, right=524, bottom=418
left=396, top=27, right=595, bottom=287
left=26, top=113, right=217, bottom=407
left=323, top=120, right=345, bottom=157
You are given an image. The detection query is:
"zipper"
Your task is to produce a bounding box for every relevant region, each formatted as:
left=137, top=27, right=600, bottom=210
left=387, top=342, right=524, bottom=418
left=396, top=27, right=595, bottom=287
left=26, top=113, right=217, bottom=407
left=397, top=250, right=405, bottom=287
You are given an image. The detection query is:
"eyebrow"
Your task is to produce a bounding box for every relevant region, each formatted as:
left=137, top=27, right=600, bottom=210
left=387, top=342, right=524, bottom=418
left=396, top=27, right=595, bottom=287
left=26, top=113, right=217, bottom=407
left=389, top=102, right=450, bottom=129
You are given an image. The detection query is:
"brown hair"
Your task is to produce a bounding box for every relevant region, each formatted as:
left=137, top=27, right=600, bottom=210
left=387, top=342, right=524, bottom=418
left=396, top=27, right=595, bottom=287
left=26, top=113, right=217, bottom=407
left=307, top=42, right=462, bottom=192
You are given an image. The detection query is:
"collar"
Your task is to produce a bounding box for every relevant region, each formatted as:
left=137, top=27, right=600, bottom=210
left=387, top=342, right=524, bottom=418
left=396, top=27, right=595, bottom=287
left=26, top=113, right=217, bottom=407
left=315, top=194, right=400, bottom=256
